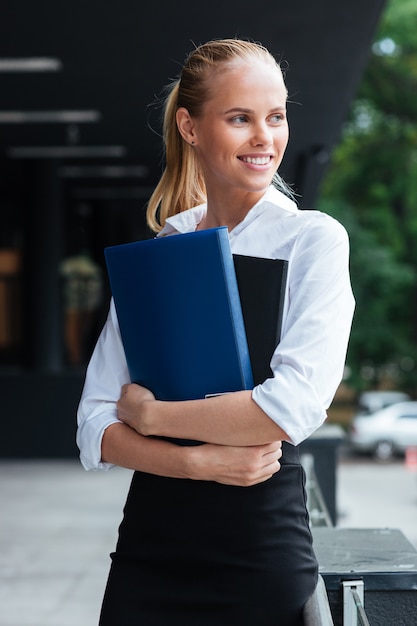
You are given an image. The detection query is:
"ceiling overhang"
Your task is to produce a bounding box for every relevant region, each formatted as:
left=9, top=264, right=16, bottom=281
left=0, top=0, right=387, bottom=207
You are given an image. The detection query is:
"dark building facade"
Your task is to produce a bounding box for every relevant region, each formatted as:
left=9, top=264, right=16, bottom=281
left=0, top=0, right=386, bottom=457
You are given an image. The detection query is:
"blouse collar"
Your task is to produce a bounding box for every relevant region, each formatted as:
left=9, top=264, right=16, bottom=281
left=157, top=185, right=298, bottom=237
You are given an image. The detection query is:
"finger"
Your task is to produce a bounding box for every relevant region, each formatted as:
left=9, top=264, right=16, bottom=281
left=265, top=441, right=282, bottom=455
left=260, top=455, right=281, bottom=473
left=262, top=445, right=283, bottom=463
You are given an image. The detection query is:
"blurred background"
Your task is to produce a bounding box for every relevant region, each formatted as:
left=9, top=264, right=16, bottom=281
left=320, top=0, right=417, bottom=424
left=2, top=0, right=403, bottom=458
left=2, top=1, right=417, bottom=624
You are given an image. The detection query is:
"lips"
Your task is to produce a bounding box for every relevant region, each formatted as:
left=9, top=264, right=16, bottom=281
left=239, top=156, right=272, bottom=165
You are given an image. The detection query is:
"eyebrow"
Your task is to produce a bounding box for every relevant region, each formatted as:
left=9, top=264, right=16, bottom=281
left=224, top=106, right=287, bottom=115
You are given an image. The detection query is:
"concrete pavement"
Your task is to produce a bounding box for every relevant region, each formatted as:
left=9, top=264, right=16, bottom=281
left=0, top=461, right=133, bottom=626
left=337, top=454, right=417, bottom=549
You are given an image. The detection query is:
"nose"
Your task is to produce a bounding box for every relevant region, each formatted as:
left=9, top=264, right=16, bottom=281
left=250, top=122, right=273, bottom=147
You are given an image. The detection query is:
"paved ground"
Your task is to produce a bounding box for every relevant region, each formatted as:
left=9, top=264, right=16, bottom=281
left=337, top=453, right=417, bottom=549
left=0, top=456, right=416, bottom=626
left=0, top=461, right=133, bottom=626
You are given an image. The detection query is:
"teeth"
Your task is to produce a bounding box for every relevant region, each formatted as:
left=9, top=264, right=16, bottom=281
left=242, top=156, right=270, bottom=165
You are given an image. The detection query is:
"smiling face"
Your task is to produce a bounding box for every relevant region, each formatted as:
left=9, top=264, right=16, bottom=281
left=177, top=58, right=289, bottom=206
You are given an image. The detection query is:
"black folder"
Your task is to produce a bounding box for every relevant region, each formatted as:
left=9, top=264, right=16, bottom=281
left=233, top=255, right=288, bottom=386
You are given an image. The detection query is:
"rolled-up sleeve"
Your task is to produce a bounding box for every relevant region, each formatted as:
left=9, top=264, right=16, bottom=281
left=76, top=299, right=130, bottom=470
left=252, top=215, right=355, bottom=445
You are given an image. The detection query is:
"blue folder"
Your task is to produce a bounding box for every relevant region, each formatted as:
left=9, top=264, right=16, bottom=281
left=104, top=227, right=254, bottom=401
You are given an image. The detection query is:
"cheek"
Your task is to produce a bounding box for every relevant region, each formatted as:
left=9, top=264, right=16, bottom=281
left=275, top=129, right=289, bottom=156
left=198, top=128, right=224, bottom=153
left=200, top=131, right=236, bottom=164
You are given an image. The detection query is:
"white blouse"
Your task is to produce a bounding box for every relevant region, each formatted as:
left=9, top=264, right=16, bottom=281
left=76, top=186, right=355, bottom=471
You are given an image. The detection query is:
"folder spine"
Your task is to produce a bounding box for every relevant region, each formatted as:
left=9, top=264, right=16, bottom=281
left=215, top=230, right=254, bottom=390
left=275, top=260, right=288, bottom=345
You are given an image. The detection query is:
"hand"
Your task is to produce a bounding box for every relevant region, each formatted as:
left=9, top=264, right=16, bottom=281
left=117, top=383, right=155, bottom=432
left=190, top=441, right=283, bottom=487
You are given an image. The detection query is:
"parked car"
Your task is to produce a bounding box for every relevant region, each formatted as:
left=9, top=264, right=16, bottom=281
left=355, top=390, right=411, bottom=416
left=349, top=401, right=417, bottom=460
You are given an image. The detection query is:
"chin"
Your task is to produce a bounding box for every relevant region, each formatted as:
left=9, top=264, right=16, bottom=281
left=246, top=180, right=273, bottom=193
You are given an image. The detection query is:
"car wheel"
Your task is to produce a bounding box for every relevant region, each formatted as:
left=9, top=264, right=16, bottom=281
left=374, top=440, right=394, bottom=461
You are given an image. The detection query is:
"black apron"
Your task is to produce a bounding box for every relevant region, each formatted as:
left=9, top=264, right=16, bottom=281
left=99, top=441, right=318, bottom=626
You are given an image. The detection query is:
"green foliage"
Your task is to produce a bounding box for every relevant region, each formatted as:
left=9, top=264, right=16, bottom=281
left=321, top=199, right=417, bottom=390
left=318, top=0, right=417, bottom=392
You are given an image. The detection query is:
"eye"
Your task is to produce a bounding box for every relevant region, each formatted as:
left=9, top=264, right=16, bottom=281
left=230, top=114, right=248, bottom=125
left=269, top=112, right=286, bottom=124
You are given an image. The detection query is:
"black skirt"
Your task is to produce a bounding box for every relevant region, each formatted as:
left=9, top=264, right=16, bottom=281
left=99, top=442, right=318, bottom=626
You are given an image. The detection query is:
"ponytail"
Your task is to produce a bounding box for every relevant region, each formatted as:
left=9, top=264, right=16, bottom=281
left=146, top=82, right=206, bottom=233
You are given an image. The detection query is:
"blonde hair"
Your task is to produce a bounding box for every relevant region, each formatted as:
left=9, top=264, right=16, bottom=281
left=146, top=38, right=290, bottom=233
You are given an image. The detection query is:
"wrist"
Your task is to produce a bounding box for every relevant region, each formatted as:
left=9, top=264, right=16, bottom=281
left=139, top=399, right=161, bottom=436
left=183, top=445, right=206, bottom=481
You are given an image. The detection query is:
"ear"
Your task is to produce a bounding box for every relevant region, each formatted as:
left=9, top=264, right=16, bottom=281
left=176, top=107, right=197, bottom=146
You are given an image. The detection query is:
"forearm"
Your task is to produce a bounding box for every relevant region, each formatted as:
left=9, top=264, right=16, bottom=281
left=101, top=421, right=283, bottom=487
left=139, top=390, right=289, bottom=445
left=101, top=422, right=195, bottom=477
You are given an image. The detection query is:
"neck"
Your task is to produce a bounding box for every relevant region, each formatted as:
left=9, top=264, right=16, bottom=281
left=199, top=188, right=267, bottom=232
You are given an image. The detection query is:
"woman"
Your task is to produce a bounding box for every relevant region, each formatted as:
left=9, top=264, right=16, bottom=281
left=77, top=38, right=355, bottom=625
